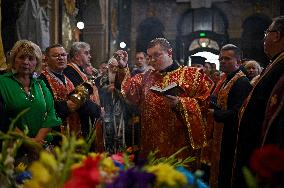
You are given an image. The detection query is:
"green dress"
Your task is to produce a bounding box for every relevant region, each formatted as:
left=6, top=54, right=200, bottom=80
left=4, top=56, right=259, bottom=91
left=0, top=72, right=62, bottom=139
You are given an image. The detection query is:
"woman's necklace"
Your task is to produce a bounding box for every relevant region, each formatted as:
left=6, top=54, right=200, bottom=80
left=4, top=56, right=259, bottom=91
left=16, top=76, right=34, bottom=101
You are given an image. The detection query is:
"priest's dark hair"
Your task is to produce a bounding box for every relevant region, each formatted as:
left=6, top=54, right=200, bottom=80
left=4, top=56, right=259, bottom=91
left=147, top=38, right=172, bottom=51
left=45, top=44, right=64, bottom=55
left=272, top=16, right=284, bottom=37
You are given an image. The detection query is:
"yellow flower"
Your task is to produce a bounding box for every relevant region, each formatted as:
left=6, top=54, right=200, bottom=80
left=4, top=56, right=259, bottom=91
left=100, top=157, right=119, bottom=173
left=70, top=153, right=99, bottom=170
left=16, top=162, right=27, bottom=172
left=54, top=146, right=61, bottom=157
left=76, top=138, right=85, bottom=146
left=28, top=161, right=51, bottom=184
left=23, top=180, right=41, bottom=188
left=39, top=151, right=57, bottom=171
left=146, top=163, right=187, bottom=186
left=89, top=152, right=102, bottom=158
left=71, top=162, right=82, bottom=170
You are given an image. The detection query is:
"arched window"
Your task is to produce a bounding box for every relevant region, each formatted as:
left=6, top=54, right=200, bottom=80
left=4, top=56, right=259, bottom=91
left=176, top=6, right=228, bottom=65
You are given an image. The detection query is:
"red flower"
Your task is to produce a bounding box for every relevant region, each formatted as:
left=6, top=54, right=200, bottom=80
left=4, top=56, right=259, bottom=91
left=64, top=156, right=102, bottom=188
left=129, top=154, right=135, bottom=162
left=250, top=144, right=284, bottom=183
left=111, top=152, right=135, bottom=164
left=63, top=178, right=93, bottom=188
left=111, top=152, right=125, bottom=164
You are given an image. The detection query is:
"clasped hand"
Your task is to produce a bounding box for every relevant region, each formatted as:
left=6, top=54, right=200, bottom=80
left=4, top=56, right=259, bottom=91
left=114, top=50, right=128, bottom=68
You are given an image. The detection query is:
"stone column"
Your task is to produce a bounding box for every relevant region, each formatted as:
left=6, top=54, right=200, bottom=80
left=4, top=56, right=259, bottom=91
left=84, top=24, right=108, bottom=66
left=82, top=0, right=109, bottom=67
left=49, top=0, right=59, bottom=44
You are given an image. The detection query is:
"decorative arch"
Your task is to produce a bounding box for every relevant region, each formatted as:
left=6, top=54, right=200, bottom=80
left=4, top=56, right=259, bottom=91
left=176, top=6, right=228, bottom=64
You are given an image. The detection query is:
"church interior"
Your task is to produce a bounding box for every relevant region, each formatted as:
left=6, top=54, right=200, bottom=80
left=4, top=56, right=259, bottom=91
left=0, top=1, right=284, bottom=188
left=1, top=0, right=282, bottom=69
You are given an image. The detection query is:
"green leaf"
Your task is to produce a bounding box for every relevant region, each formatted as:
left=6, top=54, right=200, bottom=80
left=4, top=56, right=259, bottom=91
left=243, top=166, right=258, bottom=188
left=146, top=147, right=195, bottom=168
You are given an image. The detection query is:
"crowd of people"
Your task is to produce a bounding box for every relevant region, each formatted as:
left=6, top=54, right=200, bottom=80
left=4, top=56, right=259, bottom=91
left=0, top=16, right=283, bottom=188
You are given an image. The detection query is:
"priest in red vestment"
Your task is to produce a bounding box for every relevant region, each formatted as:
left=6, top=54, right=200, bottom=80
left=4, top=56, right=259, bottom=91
left=39, top=44, right=81, bottom=136
left=115, top=38, right=213, bottom=165
left=39, top=44, right=102, bottom=151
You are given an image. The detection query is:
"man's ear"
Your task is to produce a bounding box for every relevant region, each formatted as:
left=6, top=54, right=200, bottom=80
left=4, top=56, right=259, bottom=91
left=167, top=49, right=173, bottom=57
left=74, top=53, right=80, bottom=61
left=274, top=31, right=282, bottom=42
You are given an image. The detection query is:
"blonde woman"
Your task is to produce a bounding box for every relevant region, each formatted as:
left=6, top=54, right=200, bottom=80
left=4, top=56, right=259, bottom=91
left=244, top=60, right=262, bottom=85
left=0, top=40, right=61, bottom=146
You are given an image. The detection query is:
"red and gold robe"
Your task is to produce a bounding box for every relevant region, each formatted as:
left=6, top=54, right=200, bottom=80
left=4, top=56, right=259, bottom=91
left=41, top=69, right=81, bottom=135
left=67, top=63, right=100, bottom=105
left=66, top=63, right=105, bottom=152
left=120, top=66, right=213, bottom=161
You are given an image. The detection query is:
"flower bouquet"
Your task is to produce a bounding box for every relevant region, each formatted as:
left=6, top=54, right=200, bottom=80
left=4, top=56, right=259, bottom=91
left=1, top=135, right=209, bottom=188
left=0, top=112, right=209, bottom=188
left=20, top=143, right=209, bottom=188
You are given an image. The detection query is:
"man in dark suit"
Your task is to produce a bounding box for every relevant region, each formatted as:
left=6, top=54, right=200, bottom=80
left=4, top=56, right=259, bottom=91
left=233, top=16, right=284, bottom=188
left=210, top=44, right=252, bottom=188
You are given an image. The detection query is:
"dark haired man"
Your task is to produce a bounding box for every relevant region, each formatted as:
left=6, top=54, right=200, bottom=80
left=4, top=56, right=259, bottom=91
left=40, top=44, right=101, bottom=139
left=233, top=16, right=284, bottom=188
left=209, top=44, right=252, bottom=188
left=131, top=51, right=148, bottom=76
left=115, top=38, right=213, bottom=166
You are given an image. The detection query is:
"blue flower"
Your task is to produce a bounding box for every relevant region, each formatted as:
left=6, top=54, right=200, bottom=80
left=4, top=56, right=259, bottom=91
left=113, top=160, right=125, bottom=170
left=14, top=171, right=32, bottom=184
left=176, top=167, right=209, bottom=188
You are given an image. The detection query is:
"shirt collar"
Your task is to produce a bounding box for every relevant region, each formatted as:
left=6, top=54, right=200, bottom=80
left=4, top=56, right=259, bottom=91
left=159, top=61, right=180, bottom=74
left=4, top=71, right=37, bottom=86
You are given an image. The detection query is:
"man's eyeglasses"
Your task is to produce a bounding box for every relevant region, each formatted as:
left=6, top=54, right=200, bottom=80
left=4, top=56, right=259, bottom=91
left=264, top=29, right=277, bottom=37
left=218, top=56, right=234, bottom=62
left=148, top=52, right=163, bottom=62
left=50, top=53, right=68, bottom=58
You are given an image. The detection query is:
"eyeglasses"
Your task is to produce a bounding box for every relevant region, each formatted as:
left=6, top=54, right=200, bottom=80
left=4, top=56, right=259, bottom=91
left=218, top=56, right=235, bottom=62
left=50, top=53, right=67, bottom=58
left=264, top=29, right=277, bottom=37
left=148, top=52, right=164, bottom=62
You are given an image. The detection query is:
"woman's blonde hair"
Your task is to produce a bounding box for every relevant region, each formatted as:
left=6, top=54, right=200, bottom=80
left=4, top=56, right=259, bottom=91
left=244, top=60, right=262, bottom=75
left=7, top=40, right=42, bottom=73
